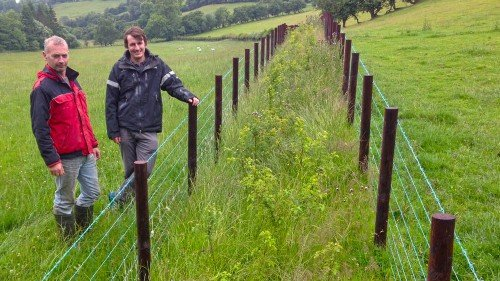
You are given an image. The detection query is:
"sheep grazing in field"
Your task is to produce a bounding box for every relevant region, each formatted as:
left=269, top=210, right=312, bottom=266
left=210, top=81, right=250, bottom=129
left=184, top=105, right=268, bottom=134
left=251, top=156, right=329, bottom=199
left=211, top=48, right=215, bottom=51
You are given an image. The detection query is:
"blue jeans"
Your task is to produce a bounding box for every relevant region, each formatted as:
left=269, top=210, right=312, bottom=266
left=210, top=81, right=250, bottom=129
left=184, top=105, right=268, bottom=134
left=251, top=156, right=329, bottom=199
left=54, top=155, right=100, bottom=215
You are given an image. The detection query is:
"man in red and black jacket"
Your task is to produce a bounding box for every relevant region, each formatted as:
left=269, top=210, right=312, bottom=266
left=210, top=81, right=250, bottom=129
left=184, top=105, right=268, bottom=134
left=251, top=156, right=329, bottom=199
left=30, top=36, right=101, bottom=240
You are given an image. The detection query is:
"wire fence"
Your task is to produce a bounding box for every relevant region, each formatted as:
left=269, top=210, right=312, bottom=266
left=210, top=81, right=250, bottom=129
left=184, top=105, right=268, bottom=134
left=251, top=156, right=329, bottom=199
left=41, top=44, right=254, bottom=279
left=349, top=42, right=481, bottom=280
left=41, top=21, right=482, bottom=280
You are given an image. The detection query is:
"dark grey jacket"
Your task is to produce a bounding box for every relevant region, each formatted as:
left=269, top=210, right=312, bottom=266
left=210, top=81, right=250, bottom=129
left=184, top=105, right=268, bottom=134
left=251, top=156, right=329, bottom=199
left=105, top=49, right=195, bottom=139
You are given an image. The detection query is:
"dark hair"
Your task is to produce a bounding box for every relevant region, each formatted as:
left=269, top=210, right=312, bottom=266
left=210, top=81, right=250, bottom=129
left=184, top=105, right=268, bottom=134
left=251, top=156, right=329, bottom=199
left=123, top=26, right=147, bottom=48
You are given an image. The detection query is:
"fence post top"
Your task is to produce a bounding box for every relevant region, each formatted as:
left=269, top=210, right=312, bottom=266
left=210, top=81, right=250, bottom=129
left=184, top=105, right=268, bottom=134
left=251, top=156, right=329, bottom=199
left=432, top=213, right=456, bottom=221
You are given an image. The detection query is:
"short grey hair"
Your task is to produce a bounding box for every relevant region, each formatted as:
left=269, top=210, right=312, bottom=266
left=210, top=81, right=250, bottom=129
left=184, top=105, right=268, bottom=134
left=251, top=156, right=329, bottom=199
left=44, top=36, right=68, bottom=52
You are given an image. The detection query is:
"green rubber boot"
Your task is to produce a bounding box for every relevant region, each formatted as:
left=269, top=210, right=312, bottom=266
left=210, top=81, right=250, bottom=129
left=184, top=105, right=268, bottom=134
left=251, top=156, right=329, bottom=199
left=54, top=214, right=75, bottom=240
left=75, top=205, right=93, bottom=231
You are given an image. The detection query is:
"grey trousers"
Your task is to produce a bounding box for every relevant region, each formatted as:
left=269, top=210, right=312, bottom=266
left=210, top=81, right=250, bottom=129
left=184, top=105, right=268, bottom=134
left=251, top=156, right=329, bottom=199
left=117, top=128, right=158, bottom=201
left=120, top=128, right=158, bottom=178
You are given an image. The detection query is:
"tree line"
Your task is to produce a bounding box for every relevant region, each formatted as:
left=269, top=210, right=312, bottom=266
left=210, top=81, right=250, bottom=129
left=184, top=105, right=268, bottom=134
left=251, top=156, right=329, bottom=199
left=0, top=0, right=79, bottom=51
left=0, top=0, right=307, bottom=50
left=315, top=0, right=419, bottom=26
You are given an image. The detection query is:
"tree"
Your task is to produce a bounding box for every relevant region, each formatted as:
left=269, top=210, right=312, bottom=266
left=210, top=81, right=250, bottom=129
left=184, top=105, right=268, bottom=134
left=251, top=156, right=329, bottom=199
left=21, top=1, right=47, bottom=50
left=0, top=0, right=19, bottom=13
left=232, top=7, right=250, bottom=24
left=358, top=0, right=386, bottom=19
left=0, top=10, right=27, bottom=51
left=204, top=13, right=215, bottom=32
left=152, top=0, right=183, bottom=40
left=181, top=11, right=206, bottom=35
left=268, top=0, right=284, bottom=16
left=145, top=12, right=171, bottom=39
left=286, top=0, right=307, bottom=14
left=94, top=17, right=120, bottom=46
left=316, top=0, right=358, bottom=27
left=214, top=7, right=230, bottom=28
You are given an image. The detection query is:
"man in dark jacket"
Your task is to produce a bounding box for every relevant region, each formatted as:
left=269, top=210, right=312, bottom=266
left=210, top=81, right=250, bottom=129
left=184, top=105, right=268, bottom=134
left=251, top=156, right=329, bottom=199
left=106, top=26, right=199, bottom=204
left=30, top=36, right=101, bottom=239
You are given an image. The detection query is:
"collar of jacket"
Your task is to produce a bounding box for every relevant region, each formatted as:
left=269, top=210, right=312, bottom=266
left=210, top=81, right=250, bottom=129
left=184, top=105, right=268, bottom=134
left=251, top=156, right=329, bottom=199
left=38, top=64, right=79, bottom=82
left=119, top=48, right=160, bottom=71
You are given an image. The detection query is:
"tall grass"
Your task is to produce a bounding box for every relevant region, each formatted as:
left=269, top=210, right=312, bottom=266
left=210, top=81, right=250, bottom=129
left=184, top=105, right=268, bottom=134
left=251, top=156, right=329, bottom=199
left=0, top=39, right=251, bottom=279
left=149, top=22, right=389, bottom=280
left=0, top=21, right=390, bottom=279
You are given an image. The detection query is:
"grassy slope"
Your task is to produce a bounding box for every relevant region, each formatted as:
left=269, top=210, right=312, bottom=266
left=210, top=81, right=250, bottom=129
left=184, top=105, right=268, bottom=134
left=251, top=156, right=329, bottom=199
left=182, top=2, right=256, bottom=15
left=53, top=0, right=125, bottom=19
left=191, top=9, right=319, bottom=38
left=344, top=0, right=499, bottom=278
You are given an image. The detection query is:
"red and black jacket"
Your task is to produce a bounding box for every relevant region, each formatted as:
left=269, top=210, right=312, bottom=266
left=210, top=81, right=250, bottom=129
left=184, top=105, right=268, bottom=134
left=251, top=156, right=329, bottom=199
left=30, top=65, right=98, bottom=167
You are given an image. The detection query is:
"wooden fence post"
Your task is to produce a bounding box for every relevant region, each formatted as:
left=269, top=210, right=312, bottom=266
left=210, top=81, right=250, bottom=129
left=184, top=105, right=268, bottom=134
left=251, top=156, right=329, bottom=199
left=270, top=29, right=275, bottom=57
left=358, top=75, right=373, bottom=172
left=342, top=39, right=352, bottom=95
left=374, top=107, right=398, bottom=247
left=260, top=37, right=265, bottom=68
left=254, top=42, right=259, bottom=78
left=340, top=33, right=346, bottom=54
left=244, top=48, right=250, bottom=90
left=214, top=75, right=222, bottom=162
left=232, top=57, right=239, bottom=114
left=427, top=213, right=456, bottom=281
left=188, top=104, right=197, bottom=195
left=134, top=161, right=150, bottom=281
left=347, top=52, right=360, bottom=124
left=336, top=24, right=341, bottom=42
left=266, top=34, right=270, bottom=62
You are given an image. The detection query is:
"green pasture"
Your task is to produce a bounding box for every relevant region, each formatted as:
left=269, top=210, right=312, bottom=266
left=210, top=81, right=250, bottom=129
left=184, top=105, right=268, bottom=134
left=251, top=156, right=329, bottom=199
left=344, top=0, right=499, bottom=278
left=0, top=21, right=393, bottom=279
left=182, top=2, right=256, bottom=15
left=53, top=0, right=125, bottom=19
left=0, top=0, right=498, bottom=278
left=190, top=9, right=320, bottom=38
left=0, top=39, right=251, bottom=279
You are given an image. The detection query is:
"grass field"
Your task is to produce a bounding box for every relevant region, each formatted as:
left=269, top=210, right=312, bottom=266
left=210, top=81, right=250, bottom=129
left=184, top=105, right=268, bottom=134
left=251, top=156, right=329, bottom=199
left=0, top=20, right=395, bottom=279
left=189, top=9, right=320, bottom=38
left=182, top=2, right=257, bottom=15
left=53, top=0, right=125, bottom=19
left=343, top=0, right=499, bottom=279
left=0, top=0, right=498, bottom=279
left=0, top=39, right=252, bottom=279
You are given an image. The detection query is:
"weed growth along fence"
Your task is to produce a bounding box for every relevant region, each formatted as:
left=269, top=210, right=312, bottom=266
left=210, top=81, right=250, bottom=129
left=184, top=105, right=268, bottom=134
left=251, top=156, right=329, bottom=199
left=41, top=24, right=288, bottom=280
left=40, top=15, right=483, bottom=279
left=322, top=11, right=481, bottom=281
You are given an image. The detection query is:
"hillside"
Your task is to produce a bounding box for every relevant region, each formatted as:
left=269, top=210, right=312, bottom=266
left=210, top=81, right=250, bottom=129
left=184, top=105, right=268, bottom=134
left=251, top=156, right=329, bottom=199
left=343, top=0, right=499, bottom=279
left=182, top=2, right=256, bottom=15
left=53, top=0, right=125, bottom=19
left=189, top=9, right=319, bottom=38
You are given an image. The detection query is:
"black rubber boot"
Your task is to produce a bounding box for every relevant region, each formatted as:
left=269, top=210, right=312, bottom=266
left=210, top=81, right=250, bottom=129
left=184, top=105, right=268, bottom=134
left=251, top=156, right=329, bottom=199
left=54, top=214, right=75, bottom=240
left=75, top=205, right=93, bottom=231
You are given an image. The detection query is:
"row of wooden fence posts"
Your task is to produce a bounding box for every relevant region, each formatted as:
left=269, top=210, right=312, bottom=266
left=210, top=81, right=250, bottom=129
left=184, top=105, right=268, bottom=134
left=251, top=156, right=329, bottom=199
left=324, top=12, right=457, bottom=281
left=130, top=23, right=289, bottom=281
